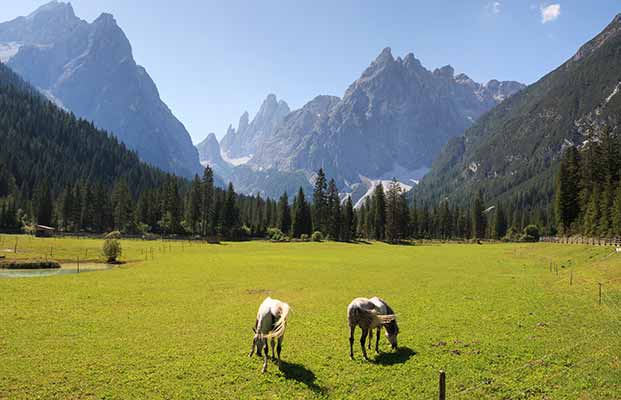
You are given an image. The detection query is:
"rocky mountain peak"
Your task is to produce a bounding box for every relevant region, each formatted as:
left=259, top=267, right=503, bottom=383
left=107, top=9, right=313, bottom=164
left=27, top=1, right=76, bottom=21
left=220, top=94, right=290, bottom=159
left=403, top=53, right=423, bottom=69
left=374, top=47, right=395, bottom=65
left=0, top=3, right=202, bottom=177
left=434, top=65, right=455, bottom=79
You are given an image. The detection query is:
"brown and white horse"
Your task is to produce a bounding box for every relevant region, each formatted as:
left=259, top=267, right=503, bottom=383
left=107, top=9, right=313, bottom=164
left=249, top=297, right=291, bottom=373
left=347, top=297, right=398, bottom=360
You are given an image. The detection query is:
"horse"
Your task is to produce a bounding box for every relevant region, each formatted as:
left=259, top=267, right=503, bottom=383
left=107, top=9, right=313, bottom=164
left=347, top=297, right=398, bottom=360
left=248, top=297, right=291, bottom=373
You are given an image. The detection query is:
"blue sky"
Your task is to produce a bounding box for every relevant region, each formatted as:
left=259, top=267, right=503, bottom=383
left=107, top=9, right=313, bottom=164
left=1, top=1, right=619, bottom=143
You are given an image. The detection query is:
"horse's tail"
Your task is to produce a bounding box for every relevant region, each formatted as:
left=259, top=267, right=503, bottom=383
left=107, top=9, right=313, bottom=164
left=262, top=302, right=291, bottom=339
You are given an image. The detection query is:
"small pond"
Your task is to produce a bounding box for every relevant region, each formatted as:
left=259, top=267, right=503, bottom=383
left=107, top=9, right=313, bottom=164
left=0, top=263, right=116, bottom=278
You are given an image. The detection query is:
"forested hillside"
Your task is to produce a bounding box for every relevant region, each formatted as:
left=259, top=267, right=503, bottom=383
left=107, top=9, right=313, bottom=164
left=415, top=14, right=621, bottom=230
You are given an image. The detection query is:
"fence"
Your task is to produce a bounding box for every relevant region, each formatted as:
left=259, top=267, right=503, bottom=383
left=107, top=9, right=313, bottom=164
left=540, top=236, right=621, bottom=246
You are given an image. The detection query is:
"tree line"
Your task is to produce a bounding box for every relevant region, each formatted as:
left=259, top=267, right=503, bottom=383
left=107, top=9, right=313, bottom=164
left=555, top=124, right=621, bottom=237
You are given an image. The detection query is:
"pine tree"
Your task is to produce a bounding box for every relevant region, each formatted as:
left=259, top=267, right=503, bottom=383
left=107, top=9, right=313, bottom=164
left=372, top=184, right=386, bottom=240
left=277, top=191, right=292, bottom=235
left=555, top=146, right=581, bottom=234
left=312, top=169, right=328, bottom=234
left=186, top=174, right=202, bottom=234
left=222, top=182, right=240, bottom=238
left=598, top=179, right=614, bottom=237
left=583, top=184, right=601, bottom=237
left=326, top=179, right=341, bottom=240
left=292, top=187, right=312, bottom=238
left=493, top=203, right=508, bottom=239
left=200, top=167, right=215, bottom=236
left=385, top=179, right=405, bottom=243
left=611, top=183, right=621, bottom=236
left=112, top=179, right=133, bottom=233
left=342, top=196, right=355, bottom=242
left=34, top=180, right=53, bottom=227
left=471, top=192, right=485, bottom=239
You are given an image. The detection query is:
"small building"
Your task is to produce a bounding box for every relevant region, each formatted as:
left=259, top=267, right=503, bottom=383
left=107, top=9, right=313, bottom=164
left=35, top=225, right=56, bottom=237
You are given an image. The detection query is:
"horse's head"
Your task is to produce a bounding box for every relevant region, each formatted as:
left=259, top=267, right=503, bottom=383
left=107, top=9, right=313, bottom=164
left=385, top=320, right=399, bottom=350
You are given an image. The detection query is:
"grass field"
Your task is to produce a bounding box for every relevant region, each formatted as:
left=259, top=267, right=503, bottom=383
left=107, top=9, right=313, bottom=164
left=1, top=235, right=620, bottom=399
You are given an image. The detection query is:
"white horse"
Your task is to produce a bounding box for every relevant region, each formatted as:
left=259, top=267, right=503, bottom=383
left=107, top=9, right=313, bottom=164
left=249, top=297, right=291, bottom=373
left=347, top=297, right=398, bottom=360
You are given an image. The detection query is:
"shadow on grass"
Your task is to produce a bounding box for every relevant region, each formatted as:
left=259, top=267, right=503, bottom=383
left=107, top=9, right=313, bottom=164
left=374, top=346, right=416, bottom=365
left=279, top=361, right=326, bottom=395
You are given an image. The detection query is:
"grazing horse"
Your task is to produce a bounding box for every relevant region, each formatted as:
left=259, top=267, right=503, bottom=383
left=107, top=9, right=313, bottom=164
left=249, top=297, right=291, bottom=373
left=347, top=297, right=398, bottom=360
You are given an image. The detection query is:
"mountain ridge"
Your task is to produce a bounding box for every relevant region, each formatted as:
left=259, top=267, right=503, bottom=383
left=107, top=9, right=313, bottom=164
left=0, top=1, right=202, bottom=178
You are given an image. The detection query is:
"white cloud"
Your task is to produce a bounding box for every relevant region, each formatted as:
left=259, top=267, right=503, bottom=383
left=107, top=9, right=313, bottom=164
left=540, top=4, right=561, bottom=23
left=486, top=1, right=502, bottom=15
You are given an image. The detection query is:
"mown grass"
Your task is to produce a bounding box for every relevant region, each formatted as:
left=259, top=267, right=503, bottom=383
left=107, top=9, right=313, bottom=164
left=0, top=235, right=619, bottom=399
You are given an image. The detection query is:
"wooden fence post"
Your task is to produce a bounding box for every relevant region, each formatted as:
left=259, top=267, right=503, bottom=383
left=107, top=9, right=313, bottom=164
left=439, top=370, right=446, bottom=400
left=570, top=271, right=573, bottom=286
left=14, top=238, right=18, bottom=254
left=77, top=256, right=80, bottom=274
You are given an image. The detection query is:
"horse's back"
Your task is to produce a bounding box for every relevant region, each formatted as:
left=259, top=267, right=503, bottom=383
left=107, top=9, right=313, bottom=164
left=369, top=297, right=389, bottom=315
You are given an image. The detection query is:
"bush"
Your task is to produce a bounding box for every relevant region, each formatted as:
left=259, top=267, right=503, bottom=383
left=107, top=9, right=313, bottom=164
left=105, top=231, right=122, bottom=239
left=502, top=227, right=521, bottom=242
left=103, top=239, right=122, bottom=263
left=311, top=231, right=323, bottom=242
left=300, top=234, right=310, bottom=242
left=241, top=225, right=252, bottom=237
left=267, top=228, right=284, bottom=240
left=142, top=233, right=158, bottom=241
left=521, top=225, right=541, bottom=242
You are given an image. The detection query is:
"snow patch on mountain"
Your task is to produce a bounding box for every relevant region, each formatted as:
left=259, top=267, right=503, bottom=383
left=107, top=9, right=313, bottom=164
left=0, top=42, right=21, bottom=62
left=221, top=152, right=252, bottom=166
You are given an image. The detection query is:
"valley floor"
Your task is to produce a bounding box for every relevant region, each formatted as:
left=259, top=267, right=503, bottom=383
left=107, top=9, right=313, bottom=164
left=0, top=237, right=620, bottom=399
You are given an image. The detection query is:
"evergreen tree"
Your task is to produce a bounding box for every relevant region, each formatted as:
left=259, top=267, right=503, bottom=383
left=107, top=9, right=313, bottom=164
left=342, top=196, right=355, bottom=241
left=186, top=174, right=202, bottom=234
left=598, top=179, right=614, bottom=237
left=112, top=179, right=133, bottom=233
left=493, top=204, right=508, bottom=239
left=292, top=187, right=312, bottom=238
left=312, top=168, right=328, bottom=234
left=554, top=146, right=581, bottom=234
left=471, top=192, right=486, bottom=239
left=385, top=179, right=407, bottom=243
left=34, top=181, right=53, bottom=226
left=277, top=191, right=292, bottom=235
left=583, top=184, right=601, bottom=237
left=222, top=182, right=240, bottom=238
left=326, top=179, right=341, bottom=240
left=372, top=184, right=386, bottom=240
left=200, top=167, right=215, bottom=236
left=611, top=183, right=621, bottom=236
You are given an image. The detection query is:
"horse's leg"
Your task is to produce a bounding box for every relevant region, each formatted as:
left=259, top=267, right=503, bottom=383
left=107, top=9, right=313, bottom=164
left=262, top=339, right=269, bottom=373
left=367, top=330, right=372, bottom=350
left=375, top=327, right=381, bottom=353
left=349, top=325, right=355, bottom=359
left=360, top=328, right=369, bottom=360
left=277, top=336, right=283, bottom=369
left=270, top=338, right=276, bottom=360
left=249, top=336, right=256, bottom=357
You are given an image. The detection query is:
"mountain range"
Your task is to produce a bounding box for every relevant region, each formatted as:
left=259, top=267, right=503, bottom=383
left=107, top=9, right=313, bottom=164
left=415, top=14, right=621, bottom=210
left=0, top=1, right=202, bottom=178
left=198, top=48, right=524, bottom=201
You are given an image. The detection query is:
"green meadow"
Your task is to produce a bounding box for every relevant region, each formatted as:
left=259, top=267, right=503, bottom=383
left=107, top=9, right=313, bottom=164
left=0, top=236, right=620, bottom=399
